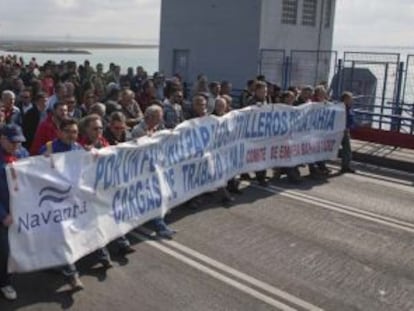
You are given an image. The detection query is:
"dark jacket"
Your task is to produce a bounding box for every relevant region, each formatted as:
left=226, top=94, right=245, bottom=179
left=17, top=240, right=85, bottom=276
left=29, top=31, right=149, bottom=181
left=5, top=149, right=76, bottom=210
left=103, top=127, right=126, bottom=146
left=39, top=139, right=83, bottom=155
left=346, top=107, right=355, bottom=129
left=22, top=105, right=46, bottom=150
left=247, top=96, right=268, bottom=107
left=0, top=146, right=29, bottom=224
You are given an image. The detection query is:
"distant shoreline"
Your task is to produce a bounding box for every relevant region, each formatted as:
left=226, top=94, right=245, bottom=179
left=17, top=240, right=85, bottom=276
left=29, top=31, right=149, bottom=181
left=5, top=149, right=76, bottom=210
left=0, top=40, right=159, bottom=53
left=2, top=48, right=92, bottom=55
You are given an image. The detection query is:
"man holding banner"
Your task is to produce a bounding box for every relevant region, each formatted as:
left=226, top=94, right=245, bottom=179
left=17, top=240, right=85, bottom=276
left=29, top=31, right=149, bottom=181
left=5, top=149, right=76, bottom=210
left=77, top=114, right=113, bottom=266
left=39, top=118, right=85, bottom=290
left=103, top=111, right=135, bottom=255
left=0, top=124, right=29, bottom=301
left=247, top=81, right=269, bottom=187
left=131, top=105, right=177, bottom=239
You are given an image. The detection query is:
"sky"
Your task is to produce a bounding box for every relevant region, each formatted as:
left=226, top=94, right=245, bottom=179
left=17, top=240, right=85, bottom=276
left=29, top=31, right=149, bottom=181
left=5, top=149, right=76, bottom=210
left=0, top=0, right=413, bottom=47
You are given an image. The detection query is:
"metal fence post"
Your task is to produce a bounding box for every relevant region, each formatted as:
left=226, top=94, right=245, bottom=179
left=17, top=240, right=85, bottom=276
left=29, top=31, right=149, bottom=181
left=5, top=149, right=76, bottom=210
left=283, top=55, right=290, bottom=90
left=411, top=105, right=414, bottom=135
left=258, top=49, right=263, bottom=75
left=379, top=63, right=389, bottom=130
left=335, top=58, right=343, bottom=100
left=391, top=61, right=404, bottom=131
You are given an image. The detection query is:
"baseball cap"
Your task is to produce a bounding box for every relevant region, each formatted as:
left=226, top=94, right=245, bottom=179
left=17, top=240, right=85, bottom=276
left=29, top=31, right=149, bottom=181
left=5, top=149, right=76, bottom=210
left=0, top=124, right=26, bottom=142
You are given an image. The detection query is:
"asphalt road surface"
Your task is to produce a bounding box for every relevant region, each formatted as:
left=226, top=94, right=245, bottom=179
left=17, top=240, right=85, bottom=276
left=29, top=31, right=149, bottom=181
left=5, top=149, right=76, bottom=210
left=1, top=162, right=414, bottom=311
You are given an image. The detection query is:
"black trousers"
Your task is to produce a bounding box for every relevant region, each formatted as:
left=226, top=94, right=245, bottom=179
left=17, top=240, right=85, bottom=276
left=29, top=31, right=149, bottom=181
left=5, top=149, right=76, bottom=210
left=255, top=170, right=267, bottom=181
left=0, top=225, right=11, bottom=287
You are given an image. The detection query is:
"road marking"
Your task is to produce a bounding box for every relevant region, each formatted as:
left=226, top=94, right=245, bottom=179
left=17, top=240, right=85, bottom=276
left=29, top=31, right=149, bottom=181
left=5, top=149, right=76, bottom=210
left=348, top=160, right=414, bottom=178
left=251, top=183, right=414, bottom=235
left=130, top=231, right=303, bottom=311
left=326, top=163, right=414, bottom=190
left=136, top=227, right=323, bottom=311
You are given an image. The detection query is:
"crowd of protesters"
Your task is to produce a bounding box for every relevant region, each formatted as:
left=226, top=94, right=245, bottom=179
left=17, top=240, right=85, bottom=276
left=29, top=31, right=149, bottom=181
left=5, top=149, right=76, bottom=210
left=0, top=54, right=355, bottom=300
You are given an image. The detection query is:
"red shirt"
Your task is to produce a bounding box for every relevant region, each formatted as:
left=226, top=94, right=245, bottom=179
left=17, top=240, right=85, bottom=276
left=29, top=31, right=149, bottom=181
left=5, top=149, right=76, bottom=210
left=3, top=154, right=17, bottom=163
left=30, top=114, right=58, bottom=155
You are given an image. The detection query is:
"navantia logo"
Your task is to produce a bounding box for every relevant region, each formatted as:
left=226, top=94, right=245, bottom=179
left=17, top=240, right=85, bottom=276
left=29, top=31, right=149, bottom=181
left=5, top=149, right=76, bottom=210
left=38, top=185, right=72, bottom=207
left=17, top=184, right=88, bottom=233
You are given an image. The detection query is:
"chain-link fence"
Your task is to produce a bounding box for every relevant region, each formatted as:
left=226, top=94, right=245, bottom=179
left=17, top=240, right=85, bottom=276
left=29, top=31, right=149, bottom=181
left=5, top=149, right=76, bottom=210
left=402, top=55, right=414, bottom=134
left=258, top=49, right=286, bottom=87
left=339, top=52, right=400, bottom=131
left=289, top=50, right=337, bottom=88
left=257, top=49, right=414, bottom=142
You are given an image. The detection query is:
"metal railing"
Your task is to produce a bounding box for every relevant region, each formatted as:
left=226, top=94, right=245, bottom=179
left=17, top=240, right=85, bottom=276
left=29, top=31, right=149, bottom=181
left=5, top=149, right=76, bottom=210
left=258, top=49, right=286, bottom=87
left=257, top=49, right=414, bottom=138
left=289, top=50, right=337, bottom=88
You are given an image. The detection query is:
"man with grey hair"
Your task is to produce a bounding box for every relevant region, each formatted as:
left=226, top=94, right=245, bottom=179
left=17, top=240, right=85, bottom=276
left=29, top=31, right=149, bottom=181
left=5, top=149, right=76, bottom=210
left=119, top=88, right=143, bottom=128
left=89, top=103, right=106, bottom=118
left=131, top=104, right=164, bottom=139
left=1, top=90, right=21, bottom=126
left=185, top=94, right=208, bottom=120
left=130, top=105, right=177, bottom=239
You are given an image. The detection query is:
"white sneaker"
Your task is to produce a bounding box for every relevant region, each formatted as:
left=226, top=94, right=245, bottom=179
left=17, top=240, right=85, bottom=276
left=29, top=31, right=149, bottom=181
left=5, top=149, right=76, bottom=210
left=1, top=285, right=17, bottom=300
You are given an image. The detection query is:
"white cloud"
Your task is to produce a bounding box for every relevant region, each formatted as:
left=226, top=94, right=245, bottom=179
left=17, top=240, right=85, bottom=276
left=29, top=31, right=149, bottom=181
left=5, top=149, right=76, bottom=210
left=333, top=0, right=414, bottom=47
left=0, top=0, right=412, bottom=48
left=0, top=0, right=161, bottom=43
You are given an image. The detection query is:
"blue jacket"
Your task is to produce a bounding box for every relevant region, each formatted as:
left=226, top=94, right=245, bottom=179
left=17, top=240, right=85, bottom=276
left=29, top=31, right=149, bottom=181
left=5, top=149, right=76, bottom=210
left=39, top=139, right=83, bottom=155
left=346, top=107, right=355, bottom=129
left=0, top=146, right=29, bottom=223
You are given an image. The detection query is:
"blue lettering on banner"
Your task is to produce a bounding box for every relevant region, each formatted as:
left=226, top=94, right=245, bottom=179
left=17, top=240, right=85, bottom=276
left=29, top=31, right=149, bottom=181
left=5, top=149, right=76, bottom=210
left=289, top=108, right=336, bottom=134
left=210, top=110, right=292, bottom=149
left=149, top=126, right=211, bottom=168
left=140, top=146, right=157, bottom=174
left=112, top=175, right=162, bottom=224
left=182, top=154, right=224, bottom=192
left=94, top=149, right=152, bottom=191
left=18, top=185, right=88, bottom=233
left=221, top=143, right=245, bottom=176
left=18, top=202, right=87, bottom=233
left=163, top=168, right=177, bottom=201
left=81, top=104, right=340, bottom=222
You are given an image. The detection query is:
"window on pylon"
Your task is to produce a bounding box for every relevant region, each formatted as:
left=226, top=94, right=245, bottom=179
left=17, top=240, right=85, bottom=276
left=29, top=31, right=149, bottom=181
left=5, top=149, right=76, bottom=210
left=302, top=0, right=317, bottom=27
left=281, top=0, right=298, bottom=25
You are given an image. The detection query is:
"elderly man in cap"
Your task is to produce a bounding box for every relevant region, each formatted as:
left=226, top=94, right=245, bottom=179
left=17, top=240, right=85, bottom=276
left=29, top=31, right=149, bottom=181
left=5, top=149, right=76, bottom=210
left=0, top=124, right=29, bottom=301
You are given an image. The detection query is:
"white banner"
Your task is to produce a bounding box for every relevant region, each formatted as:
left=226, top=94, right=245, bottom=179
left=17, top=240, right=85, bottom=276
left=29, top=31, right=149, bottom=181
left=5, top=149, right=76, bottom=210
left=6, top=102, right=345, bottom=272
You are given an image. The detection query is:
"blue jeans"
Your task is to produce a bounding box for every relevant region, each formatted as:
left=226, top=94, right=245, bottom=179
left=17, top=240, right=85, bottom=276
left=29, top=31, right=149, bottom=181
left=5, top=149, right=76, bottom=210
left=0, top=226, right=11, bottom=287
